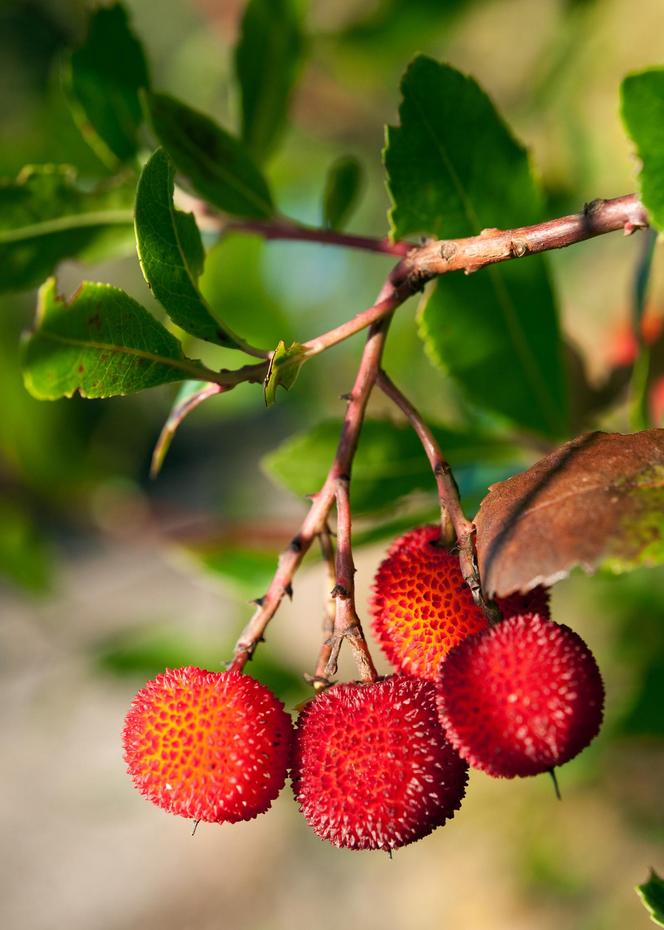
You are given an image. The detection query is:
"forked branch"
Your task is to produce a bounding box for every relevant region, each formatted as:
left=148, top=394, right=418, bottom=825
left=229, top=300, right=395, bottom=672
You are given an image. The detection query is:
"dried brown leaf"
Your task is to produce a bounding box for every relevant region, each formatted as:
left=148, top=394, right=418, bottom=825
left=475, top=429, right=664, bottom=597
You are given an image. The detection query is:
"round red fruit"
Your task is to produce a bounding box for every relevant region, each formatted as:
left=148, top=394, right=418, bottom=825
left=370, top=525, right=550, bottom=681
left=437, top=614, right=604, bottom=778
left=291, top=674, right=468, bottom=851
left=123, top=667, right=293, bottom=823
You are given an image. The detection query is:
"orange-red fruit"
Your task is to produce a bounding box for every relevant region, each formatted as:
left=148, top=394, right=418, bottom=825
left=370, top=525, right=550, bottom=681
left=437, top=614, right=604, bottom=778
left=291, top=675, right=468, bottom=851
left=123, top=667, right=293, bottom=823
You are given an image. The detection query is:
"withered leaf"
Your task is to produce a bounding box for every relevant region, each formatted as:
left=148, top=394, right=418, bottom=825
left=475, top=429, right=664, bottom=597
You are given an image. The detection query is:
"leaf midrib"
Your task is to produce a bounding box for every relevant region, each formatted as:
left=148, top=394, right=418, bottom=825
left=408, top=86, right=563, bottom=435
left=0, top=210, right=134, bottom=243
left=31, top=329, right=218, bottom=382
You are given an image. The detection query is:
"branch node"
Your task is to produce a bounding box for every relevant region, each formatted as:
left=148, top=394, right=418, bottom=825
left=331, top=583, right=349, bottom=598
left=284, top=582, right=294, bottom=600
left=510, top=237, right=529, bottom=257
left=440, top=241, right=458, bottom=262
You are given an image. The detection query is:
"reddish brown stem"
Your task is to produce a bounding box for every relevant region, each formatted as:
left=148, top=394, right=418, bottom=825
left=229, top=303, right=394, bottom=671
left=398, top=194, right=648, bottom=283
left=222, top=216, right=413, bottom=258
left=376, top=370, right=500, bottom=625
left=308, top=527, right=337, bottom=689
left=209, top=195, right=648, bottom=394
left=324, top=477, right=378, bottom=683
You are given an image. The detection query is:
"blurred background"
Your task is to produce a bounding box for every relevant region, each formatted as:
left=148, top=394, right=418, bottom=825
left=1, top=0, right=663, bottom=928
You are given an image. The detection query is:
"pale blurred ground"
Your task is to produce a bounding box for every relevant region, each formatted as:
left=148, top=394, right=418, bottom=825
left=1, top=536, right=662, bottom=930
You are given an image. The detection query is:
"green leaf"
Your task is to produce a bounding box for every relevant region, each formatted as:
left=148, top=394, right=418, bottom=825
left=637, top=869, right=664, bottom=927
left=235, top=0, right=304, bottom=161
left=22, top=278, right=220, bottom=400
left=322, top=156, right=364, bottom=230
left=151, top=380, right=222, bottom=477
left=65, top=2, right=149, bottom=166
left=0, top=499, right=52, bottom=594
left=263, top=417, right=518, bottom=514
left=135, top=148, right=262, bottom=353
left=186, top=544, right=278, bottom=599
left=146, top=92, right=274, bottom=219
left=385, top=57, right=567, bottom=437
left=0, top=165, right=135, bottom=293
left=263, top=339, right=306, bottom=406
left=622, top=68, right=664, bottom=232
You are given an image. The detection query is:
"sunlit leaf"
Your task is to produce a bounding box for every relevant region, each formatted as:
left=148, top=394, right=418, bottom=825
left=263, top=339, right=306, bottom=406
left=622, top=68, right=664, bottom=232
left=135, top=148, right=262, bottom=353
left=150, top=380, right=223, bottom=477
left=636, top=869, right=664, bottom=927
left=23, top=278, right=220, bottom=400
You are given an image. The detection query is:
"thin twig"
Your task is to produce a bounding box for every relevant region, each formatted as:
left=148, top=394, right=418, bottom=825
left=324, top=476, right=378, bottom=683
left=376, top=370, right=501, bottom=625
left=222, top=216, right=413, bottom=258
left=307, top=526, right=337, bottom=690
left=229, top=298, right=395, bottom=671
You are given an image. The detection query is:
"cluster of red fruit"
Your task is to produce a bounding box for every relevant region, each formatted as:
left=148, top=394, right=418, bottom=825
left=123, top=525, right=605, bottom=852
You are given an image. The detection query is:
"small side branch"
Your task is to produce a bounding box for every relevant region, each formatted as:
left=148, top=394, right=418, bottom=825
left=324, top=476, right=378, bottom=683
left=376, top=370, right=501, bottom=625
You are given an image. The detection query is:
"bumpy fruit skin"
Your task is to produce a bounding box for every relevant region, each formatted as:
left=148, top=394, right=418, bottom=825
left=123, top=667, right=293, bottom=823
left=370, top=525, right=550, bottom=681
left=291, top=675, right=468, bottom=851
left=437, top=614, right=604, bottom=778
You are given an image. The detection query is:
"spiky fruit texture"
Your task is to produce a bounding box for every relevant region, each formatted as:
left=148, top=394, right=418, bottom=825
left=370, top=525, right=550, bottom=681
left=437, top=614, right=604, bottom=778
left=123, top=667, right=293, bottom=823
left=291, top=675, right=468, bottom=851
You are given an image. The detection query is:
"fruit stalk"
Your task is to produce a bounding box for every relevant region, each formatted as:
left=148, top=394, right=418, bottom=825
left=376, top=370, right=501, bottom=624
left=324, top=476, right=378, bottom=683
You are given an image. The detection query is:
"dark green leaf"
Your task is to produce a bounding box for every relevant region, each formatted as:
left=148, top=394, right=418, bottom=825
left=65, top=3, right=149, bottom=166
left=622, top=68, right=664, bottom=232
left=23, top=277, right=220, bottom=400
left=0, top=499, right=52, bottom=594
left=151, top=380, right=222, bottom=478
left=135, top=149, right=262, bottom=353
left=385, top=57, right=567, bottom=437
left=146, top=92, right=274, bottom=219
left=637, top=869, right=664, bottom=927
left=262, top=417, right=518, bottom=514
left=0, top=165, right=135, bottom=293
left=323, top=156, right=364, bottom=230
left=235, top=0, right=304, bottom=160
left=186, top=544, right=278, bottom=599
left=263, top=340, right=306, bottom=406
